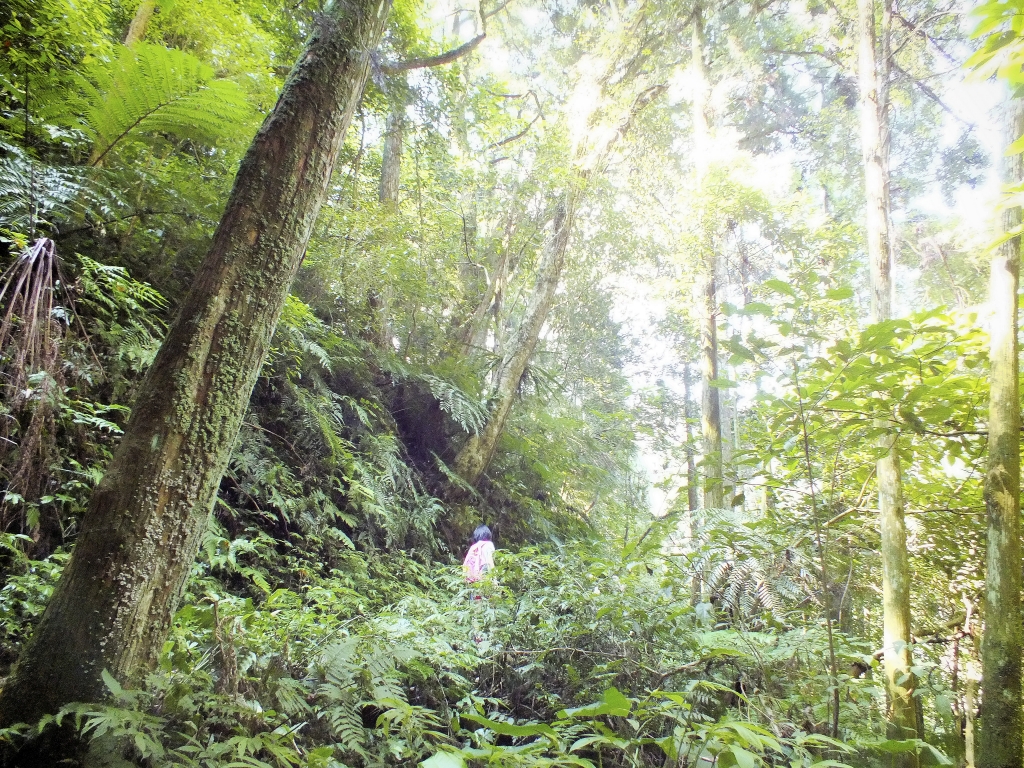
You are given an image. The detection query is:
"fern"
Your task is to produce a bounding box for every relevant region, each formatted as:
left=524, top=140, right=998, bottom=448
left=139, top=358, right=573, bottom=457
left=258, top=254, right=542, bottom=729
left=61, top=43, right=251, bottom=166
left=0, top=144, right=124, bottom=235
left=419, top=374, right=488, bottom=435
left=689, top=516, right=803, bottom=627
left=385, top=360, right=487, bottom=435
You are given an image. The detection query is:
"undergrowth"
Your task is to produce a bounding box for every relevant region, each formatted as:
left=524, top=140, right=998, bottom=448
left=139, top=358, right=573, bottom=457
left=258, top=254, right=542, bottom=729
left=0, top=538, right=940, bottom=767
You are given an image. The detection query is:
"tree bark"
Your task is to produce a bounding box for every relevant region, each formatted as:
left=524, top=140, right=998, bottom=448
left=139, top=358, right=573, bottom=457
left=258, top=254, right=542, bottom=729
left=857, top=0, right=918, bottom=752
left=699, top=270, right=722, bottom=510
left=966, top=656, right=980, bottom=768
left=978, top=95, right=1024, bottom=768
left=683, top=364, right=699, bottom=513
left=124, top=0, right=156, bottom=46
left=372, top=100, right=404, bottom=348
left=379, top=105, right=403, bottom=205
left=0, top=0, right=390, bottom=726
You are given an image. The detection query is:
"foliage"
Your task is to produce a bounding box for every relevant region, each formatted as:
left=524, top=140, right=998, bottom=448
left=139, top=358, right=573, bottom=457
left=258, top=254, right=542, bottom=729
left=0, top=0, right=997, bottom=763
left=60, top=42, right=253, bottom=166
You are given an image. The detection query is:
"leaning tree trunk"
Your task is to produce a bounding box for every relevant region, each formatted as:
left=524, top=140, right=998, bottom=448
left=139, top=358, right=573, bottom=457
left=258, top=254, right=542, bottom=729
left=978, top=95, right=1024, bottom=768
left=0, top=0, right=390, bottom=726
left=449, top=13, right=665, bottom=488
left=453, top=196, right=575, bottom=486
left=857, top=0, right=917, bottom=751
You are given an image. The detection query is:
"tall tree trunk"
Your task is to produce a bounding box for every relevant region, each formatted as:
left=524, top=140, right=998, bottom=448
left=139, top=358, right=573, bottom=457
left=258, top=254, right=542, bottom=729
left=691, top=6, right=723, bottom=510
left=966, top=655, right=980, bottom=768
left=449, top=15, right=664, bottom=487
left=683, top=364, right=699, bottom=513
left=857, top=0, right=917, bottom=751
left=124, top=0, right=156, bottom=46
left=721, top=384, right=735, bottom=506
left=699, top=271, right=722, bottom=509
left=0, top=0, right=390, bottom=726
left=372, top=99, right=404, bottom=348
left=682, top=364, right=702, bottom=606
left=453, top=195, right=575, bottom=486
left=459, top=243, right=508, bottom=356
left=379, top=104, right=404, bottom=205
left=978, top=95, right=1024, bottom=768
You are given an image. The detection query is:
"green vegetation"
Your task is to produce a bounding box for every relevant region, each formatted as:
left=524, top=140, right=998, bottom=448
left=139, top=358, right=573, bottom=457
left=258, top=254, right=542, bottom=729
left=0, top=0, right=1017, bottom=764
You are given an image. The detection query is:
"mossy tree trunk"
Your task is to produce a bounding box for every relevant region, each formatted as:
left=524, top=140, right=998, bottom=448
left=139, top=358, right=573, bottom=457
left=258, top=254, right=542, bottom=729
left=978, top=95, right=1024, bottom=768
left=856, top=0, right=918, bottom=753
left=0, top=0, right=390, bottom=726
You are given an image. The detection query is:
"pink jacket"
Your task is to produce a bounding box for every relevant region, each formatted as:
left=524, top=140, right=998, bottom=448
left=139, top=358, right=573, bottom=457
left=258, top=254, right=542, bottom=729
left=463, top=540, right=495, bottom=583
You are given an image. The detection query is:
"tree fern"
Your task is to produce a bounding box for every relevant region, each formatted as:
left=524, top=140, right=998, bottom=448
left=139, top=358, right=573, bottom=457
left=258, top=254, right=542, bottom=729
left=688, top=516, right=804, bottom=627
left=61, top=43, right=252, bottom=166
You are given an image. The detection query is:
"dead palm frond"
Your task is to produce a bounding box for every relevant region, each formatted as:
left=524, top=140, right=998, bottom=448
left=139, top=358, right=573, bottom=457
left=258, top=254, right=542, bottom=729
left=0, top=237, right=65, bottom=396
left=0, top=237, right=70, bottom=535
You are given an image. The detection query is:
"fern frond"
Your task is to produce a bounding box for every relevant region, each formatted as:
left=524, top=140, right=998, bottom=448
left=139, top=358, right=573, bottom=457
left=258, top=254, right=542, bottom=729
left=65, top=44, right=252, bottom=165
left=0, top=144, right=125, bottom=235
left=419, top=374, right=488, bottom=434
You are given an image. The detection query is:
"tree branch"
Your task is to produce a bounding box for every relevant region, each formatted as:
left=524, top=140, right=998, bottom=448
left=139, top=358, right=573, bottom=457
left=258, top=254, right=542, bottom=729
left=891, top=10, right=958, bottom=65
left=380, top=33, right=486, bottom=75
left=891, top=61, right=973, bottom=128
left=488, top=92, right=544, bottom=148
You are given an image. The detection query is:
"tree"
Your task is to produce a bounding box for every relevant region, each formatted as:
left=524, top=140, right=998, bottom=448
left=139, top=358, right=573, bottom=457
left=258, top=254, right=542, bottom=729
left=454, top=193, right=576, bottom=485
left=856, top=0, right=918, bottom=747
left=0, top=0, right=390, bottom=725
left=691, top=4, right=723, bottom=512
left=978, top=95, right=1024, bottom=768
left=451, top=9, right=666, bottom=487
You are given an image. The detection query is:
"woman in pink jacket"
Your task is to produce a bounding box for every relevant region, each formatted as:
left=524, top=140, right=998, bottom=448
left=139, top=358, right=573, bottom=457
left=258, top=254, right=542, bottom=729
left=463, top=525, right=495, bottom=583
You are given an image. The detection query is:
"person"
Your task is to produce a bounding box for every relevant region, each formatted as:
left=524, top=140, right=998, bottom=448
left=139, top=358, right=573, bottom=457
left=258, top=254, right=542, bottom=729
left=463, top=525, right=495, bottom=584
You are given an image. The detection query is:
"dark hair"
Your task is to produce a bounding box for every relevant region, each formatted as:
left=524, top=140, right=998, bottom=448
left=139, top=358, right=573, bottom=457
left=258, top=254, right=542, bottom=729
left=472, top=525, right=492, bottom=543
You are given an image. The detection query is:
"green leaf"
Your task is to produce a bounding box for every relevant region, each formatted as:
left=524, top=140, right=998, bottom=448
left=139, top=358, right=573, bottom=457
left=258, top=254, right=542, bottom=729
left=421, top=752, right=466, bottom=768
left=764, top=279, right=798, bottom=298
left=825, top=286, right=855, bottom=300
left=460, top=713, right=558, bottom=738
left=730, top=745, right=757, bottom=768
left=560, top=687, right=632, bottom=718
left=866, top=738, right=922, bottom=753
left=101, top=669, right=124, bottom=698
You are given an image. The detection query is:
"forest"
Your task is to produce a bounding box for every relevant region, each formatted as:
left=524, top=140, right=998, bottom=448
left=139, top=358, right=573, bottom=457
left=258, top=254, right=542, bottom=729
left=0, top=0, right=1022, bottom=765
